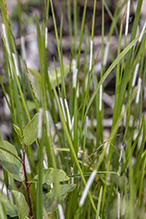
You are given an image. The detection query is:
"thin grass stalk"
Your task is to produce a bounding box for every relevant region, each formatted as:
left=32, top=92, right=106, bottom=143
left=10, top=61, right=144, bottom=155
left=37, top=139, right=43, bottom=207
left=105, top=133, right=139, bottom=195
left=50, top=0, right=66, bottom=99
left=35, top=15, right=47, bottom=112
left=45, top=0, right=49, bottom=46
left=96, top=186, right=103, bottom=219
left=73, top=0, right=77, bottom=57
left=129, top=157, right=134, bottom=219
left=76, top=0, right=88, bottom=71
left=69, top=60, right=73, bottom=118
left=67, top=0, right=73, bottom=56
left=137, top=135, right=146, bottom=207
left=17, top=0, right=22, bottom=41
left=83, top=27, right=88, bottom=94
left=112, top=21, right=123, bottom=128
left=103, top=0, right=120, bottom=38
left=60, top=15, right=63, bottom=61
left=134, top=121, right=145, bottom=180
left=97, top=0, right=104, bottom=146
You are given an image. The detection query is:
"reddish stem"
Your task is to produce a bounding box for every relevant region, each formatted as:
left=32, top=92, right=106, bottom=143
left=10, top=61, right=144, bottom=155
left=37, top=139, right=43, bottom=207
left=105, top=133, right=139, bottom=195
left=28, top=182, right=32, bottom=188
left=22, top=181, right=27, bottom=190
left=23, top=149, right=34, bottom=218
left=24, top=145, right=28, bottom=154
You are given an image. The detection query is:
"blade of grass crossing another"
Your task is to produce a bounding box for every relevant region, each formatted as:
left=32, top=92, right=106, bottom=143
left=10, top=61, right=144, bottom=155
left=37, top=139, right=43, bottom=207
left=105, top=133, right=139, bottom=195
left=53, top=88, right=96, bottom=212
left=84, top=34, right=140, bottom=122
left=117, top=0, right=143, bottom=118
left=101, top=88, right=137, bottom=212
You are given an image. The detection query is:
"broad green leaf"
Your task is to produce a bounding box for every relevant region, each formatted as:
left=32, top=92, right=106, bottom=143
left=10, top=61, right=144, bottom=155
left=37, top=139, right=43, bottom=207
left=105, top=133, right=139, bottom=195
left=0, top=139, right=17, bottom=156
left=13, top=124, right=22, bottom=137
left=23, top=113, right=39, bottom=145
left=28, top=68, right=41, bottom=84
left=29, top=65, right=69, bottom=88
left=43, top=184, right=76, bottom=214
left=0, top=201, right=8, bottom=219
left=49, top=65, right=69, bottom=88
left=27, top=100, right=36, bottom=111
left=32, top=78, right=41, bottom=102
left=0, top=193, right=17, bottom=217
left=12, top=190, right=29, bottom=219
left=0, top=140, right=24, bottom=181
left=30, top=168, right=69, bottom=185
left=86, top=130, right=95, bottom=140
left=13, top=124, right=23, bottom=143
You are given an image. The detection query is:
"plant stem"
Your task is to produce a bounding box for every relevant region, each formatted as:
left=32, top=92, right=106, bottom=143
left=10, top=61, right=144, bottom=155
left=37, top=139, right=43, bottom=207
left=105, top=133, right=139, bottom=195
left=23, top=149, right=33, bottom=218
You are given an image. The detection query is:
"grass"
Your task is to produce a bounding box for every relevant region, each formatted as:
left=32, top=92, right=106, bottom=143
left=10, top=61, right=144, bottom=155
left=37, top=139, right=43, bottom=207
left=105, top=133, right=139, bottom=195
left=0, top=0, right=146, bottom=218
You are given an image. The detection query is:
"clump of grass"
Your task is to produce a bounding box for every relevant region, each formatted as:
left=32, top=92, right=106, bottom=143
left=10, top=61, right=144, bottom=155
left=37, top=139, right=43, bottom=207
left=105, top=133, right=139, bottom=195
left=0, top=0, right=146, bottom=218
